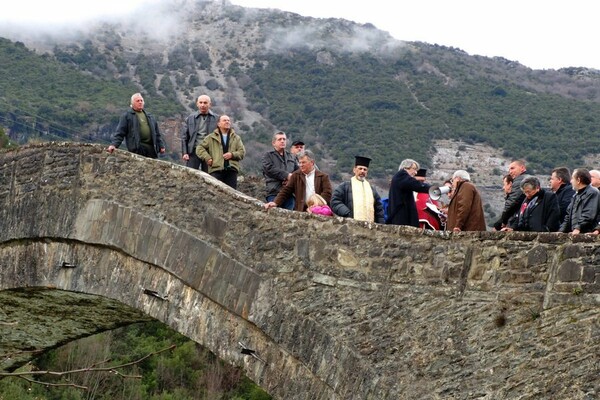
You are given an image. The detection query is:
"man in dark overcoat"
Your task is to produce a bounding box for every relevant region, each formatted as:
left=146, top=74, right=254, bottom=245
left=385, top=159, right=430, bottom=227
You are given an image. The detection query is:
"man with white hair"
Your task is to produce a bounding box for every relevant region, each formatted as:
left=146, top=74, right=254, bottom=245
left=589, top=169, right=600, bottom=189
left=446, top=170, right=486, bottom=232
left=107, top=93, right=166, bottom=158
left=386, top=159, right=430, bottom=227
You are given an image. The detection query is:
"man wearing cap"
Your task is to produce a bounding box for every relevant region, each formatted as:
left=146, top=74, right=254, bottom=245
left=291, top=139, right=319, bottom=170
left=261, top=131, right=298, bottom=210
left=290, top=140, right=305, bottom=160
left=331, top=156, right=385, bottom=223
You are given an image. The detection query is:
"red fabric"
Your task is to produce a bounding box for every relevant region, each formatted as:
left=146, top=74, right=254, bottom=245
left=415, top=192, right=442, bottom=230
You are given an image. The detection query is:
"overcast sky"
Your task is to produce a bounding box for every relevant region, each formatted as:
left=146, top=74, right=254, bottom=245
left=1, top=0, right=597, bottom=70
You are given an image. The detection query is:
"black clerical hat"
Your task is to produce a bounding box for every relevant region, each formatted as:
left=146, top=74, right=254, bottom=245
left=355, top=156, right=371, bottom=167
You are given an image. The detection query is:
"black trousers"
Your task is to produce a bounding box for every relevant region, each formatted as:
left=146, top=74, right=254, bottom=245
left=186, top=153, right=208, bottom=172
left=210, top=169, right=238, bottom=189
left=135, top=145, right=157, bottom=159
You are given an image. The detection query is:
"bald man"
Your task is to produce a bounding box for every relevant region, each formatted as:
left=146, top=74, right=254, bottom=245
left=182, top=95, right=219, bottom=171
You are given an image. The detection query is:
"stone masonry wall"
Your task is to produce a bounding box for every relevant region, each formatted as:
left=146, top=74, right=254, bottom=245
left=0, top=143, right=598, bottom=399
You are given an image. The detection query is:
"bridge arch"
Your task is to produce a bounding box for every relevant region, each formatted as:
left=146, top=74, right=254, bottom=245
left=1, top=143, right=598, bottom=399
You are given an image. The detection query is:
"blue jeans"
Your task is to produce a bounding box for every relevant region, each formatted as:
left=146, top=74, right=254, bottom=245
left=267, top=194, right=295, bottom=210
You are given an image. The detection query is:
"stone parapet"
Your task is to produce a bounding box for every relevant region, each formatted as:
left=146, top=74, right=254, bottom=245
left=0, top=143, right=598, bottom=399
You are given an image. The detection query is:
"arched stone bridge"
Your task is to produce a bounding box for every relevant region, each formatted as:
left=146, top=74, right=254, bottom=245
left=0, top=143, right=598, bottom=399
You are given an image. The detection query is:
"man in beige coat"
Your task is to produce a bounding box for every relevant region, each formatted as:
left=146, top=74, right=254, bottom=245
left=446, top=170, right=487, bottom=232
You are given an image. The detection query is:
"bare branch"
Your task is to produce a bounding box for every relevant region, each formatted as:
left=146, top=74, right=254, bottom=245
left=0, top=344, right=176, bottom=390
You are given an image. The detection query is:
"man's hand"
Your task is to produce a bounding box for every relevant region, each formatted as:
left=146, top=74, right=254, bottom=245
left=182, top=154, right=190, bottom=161
left=107, top=145, right=116, bottom=153
left=207, top=158, right=213, bottom=167
left=223, top=152, right=233, bottom=160
left=159, top=148, right=166, bottom=154
left=264, top=202, right=277, bottom=210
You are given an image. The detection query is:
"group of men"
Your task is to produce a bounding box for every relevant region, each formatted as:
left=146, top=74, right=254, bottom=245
left=260, top=139, right=488, bottom=231
left=494, top=160, right=600, bottom=234
left=108, top=93, right=245, bottom=189
left=106, top=93, right=600, bottom=234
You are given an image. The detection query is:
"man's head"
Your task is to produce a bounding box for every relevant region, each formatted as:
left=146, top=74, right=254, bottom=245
left=353, top=156, right=371, bottom=181
left=451, top=170, right=471, bottom=190
left=550, top=167, right=570, bottom=192
left=130, top=93, right=144, bottom=112
left=571, top=168, right=592, bottom=191
left=217, top=115, right=231, bottom=132
left=290, top=140, right=305, bottom=155
left=502, top=174, right=514, bottom=195
left=196, top=95, right=211, bottom=114
left=271, top=131, right=287, bottom=153
left=520, top=176, right=540, bottom=200
left=589, top=169, right=600, bottom=188
left=399, top=159, right=419, bottom=177
left=508, top=160, right=526, bottom=179
left=298, top=150, right=316, bottom=174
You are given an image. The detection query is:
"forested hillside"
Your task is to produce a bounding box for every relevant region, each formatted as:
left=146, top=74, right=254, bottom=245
left=0, top=322, right=271, bottom=400
left=1, top=0, right=600, bottom=181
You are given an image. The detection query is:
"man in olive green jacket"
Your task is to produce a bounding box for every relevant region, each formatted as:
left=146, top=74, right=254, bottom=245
left=196, top=115, right=245, bottom=189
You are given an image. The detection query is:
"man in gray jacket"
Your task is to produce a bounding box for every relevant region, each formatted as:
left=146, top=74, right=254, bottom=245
left=560, top=168, right=600, bottom=234
left=181, top=95, right=218, bottom=172
left=261, top=131, right=298, bottom=210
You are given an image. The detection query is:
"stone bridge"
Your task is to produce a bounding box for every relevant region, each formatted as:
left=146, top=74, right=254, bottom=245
left=0, top=143, right=598, bottom=399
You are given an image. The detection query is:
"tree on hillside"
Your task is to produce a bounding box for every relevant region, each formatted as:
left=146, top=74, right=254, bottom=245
left=0, top=126, right=16, bottom=149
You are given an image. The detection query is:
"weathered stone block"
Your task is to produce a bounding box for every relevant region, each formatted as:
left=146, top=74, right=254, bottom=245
left=527, top=246, right=548, bottom=266
left=557, top=260, right=581, bottom=282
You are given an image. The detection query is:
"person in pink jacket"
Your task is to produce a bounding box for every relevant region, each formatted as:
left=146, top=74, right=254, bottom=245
left=307, top=194, right=333, bottom=216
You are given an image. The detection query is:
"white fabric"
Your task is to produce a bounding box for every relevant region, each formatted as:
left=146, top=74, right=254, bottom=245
left=351, top=177, right=375, bottom=222
left=304, top=169, right=316, bottom=203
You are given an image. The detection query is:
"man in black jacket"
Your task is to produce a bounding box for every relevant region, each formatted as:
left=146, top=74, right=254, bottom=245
left=560, top=168, right=600, bottom=234
left=181, top=95, right=218, bottom=171
left=107, top=93, right=165, bottom=158
left=386, top=159, right=430, bottom=227
left=503, top=176, right=560, bottom=232
left=493, top=160, right=527, bottom=230
left=549, top=166, right=575, bottom=224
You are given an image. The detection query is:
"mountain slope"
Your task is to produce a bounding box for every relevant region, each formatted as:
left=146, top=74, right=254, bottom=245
left=1, top=0, right=600, bottom=180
